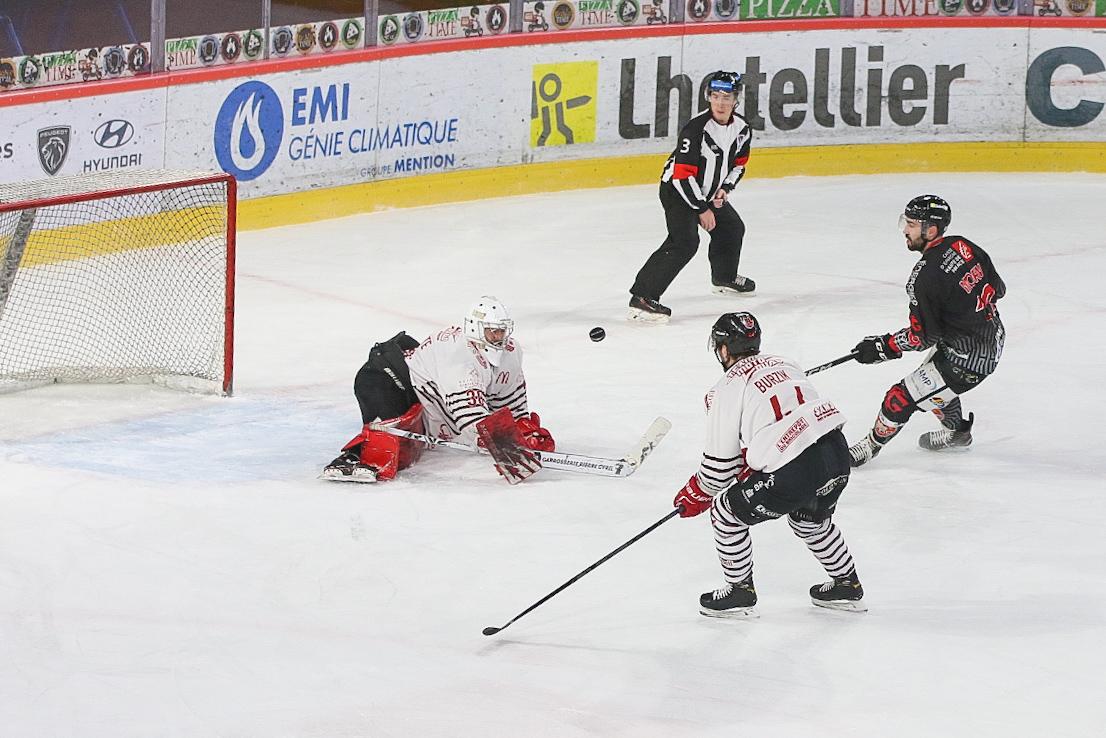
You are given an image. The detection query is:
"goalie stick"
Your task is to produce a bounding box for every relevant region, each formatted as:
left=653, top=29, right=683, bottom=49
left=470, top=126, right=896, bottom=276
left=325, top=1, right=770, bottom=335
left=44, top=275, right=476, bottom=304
left=369, top=416, right=672, bottom=478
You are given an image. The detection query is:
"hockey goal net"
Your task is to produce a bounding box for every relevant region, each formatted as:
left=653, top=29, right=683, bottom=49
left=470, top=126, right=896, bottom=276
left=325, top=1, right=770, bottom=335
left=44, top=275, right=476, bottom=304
left=0, top=170, right=235, bottom=395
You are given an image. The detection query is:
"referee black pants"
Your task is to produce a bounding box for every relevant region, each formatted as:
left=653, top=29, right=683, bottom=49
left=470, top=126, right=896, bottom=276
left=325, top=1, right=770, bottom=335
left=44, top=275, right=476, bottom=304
left=630, top=183, right=746, bottom=301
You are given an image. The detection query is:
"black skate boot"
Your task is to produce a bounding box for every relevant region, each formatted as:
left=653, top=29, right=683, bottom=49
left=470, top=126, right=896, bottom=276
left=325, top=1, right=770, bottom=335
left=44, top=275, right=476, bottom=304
left=919, top=412, right=974, bottom=451
left=810, top=572, right=867, bottom=612
left=711, top=275, right=756, bottom=294
left=699, top=577, right=758, bottom=619
left=320, top=449, right=378, bottom=483
left=848, top=432, right=882, bottom=468
left=628, top=295, right=672, bottom=323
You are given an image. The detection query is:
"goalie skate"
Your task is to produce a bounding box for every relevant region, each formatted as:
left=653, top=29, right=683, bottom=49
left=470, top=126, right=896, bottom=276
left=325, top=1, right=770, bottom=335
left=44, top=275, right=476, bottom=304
left=320, top=451, right=378, bottom=483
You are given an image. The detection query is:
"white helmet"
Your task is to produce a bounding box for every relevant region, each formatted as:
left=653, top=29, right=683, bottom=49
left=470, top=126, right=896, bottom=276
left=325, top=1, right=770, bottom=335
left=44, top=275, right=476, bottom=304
left=464, top=296, right=514, bottom=365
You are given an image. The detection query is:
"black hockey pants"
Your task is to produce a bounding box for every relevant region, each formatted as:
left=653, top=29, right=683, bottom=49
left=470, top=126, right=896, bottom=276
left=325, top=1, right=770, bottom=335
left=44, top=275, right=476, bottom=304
left=630, top=183, right=746, bottom=301
left=353, top=332, right=420, bottom=424
left=723, top=430, right=852, bottom=526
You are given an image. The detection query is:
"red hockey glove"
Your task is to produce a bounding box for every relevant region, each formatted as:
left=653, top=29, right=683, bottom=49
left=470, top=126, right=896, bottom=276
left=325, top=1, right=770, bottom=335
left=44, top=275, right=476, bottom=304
left=854, top=334, right=902, bottom=365
left=516, top=412, right=555, bottom=452
left=673, top=475, right=714, bottom=518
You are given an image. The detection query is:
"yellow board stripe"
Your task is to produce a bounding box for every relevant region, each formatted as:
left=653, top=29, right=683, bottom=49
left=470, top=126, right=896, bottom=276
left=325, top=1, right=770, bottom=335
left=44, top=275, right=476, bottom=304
left=6, top=142, right=1104, bottom=261
left=3, top=205, right=226, bottom=267
left=237, top=142, right=1106, bottom=231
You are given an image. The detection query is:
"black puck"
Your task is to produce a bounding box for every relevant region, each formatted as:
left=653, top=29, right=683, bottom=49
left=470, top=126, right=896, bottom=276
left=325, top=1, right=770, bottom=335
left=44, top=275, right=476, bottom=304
left=589, top=326, right=606, bottom=342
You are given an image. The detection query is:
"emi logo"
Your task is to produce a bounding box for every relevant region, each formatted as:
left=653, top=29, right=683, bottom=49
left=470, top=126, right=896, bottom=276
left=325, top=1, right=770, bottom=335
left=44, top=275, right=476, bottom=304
left=93, top=119, right=134, bottom=149
left=37, top=125, right=71, bottom=176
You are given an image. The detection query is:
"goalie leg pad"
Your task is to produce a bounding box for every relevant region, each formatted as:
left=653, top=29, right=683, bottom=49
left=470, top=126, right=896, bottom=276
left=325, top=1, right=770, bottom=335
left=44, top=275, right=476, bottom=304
left=341, top=404, right=427, bottom=481
left=362, top=404, right=427, bottom=479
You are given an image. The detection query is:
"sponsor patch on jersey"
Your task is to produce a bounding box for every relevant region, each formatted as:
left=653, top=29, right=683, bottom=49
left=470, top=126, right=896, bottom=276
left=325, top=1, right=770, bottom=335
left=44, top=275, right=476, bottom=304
left=951, top=239, right=974, bottom=260
left=776, top=417, right=809, bottom=453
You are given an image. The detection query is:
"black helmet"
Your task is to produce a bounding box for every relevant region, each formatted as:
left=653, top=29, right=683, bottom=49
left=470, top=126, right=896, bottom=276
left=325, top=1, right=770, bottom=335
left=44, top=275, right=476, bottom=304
left=704, top=70, right=742, bottom=101
left=710, top=312, right=761, bottom=364
left=904, top=194, right=951, bottom=234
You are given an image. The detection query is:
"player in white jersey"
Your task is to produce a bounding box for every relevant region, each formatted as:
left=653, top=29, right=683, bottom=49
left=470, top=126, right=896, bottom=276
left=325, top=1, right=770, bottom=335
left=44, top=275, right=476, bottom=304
left=321, top=297, right=554, bottom=483
left=672, top=312, right=866, bottom=616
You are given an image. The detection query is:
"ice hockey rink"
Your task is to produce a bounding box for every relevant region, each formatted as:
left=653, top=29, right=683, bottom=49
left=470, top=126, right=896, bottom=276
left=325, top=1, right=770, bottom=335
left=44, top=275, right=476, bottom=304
left=1, top=172, right=1103, bottom=737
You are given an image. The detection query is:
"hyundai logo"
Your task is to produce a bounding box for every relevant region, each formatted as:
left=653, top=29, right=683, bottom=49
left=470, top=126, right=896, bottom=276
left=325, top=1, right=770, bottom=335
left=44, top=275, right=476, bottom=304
left=93, top=119, right=135, bottom=149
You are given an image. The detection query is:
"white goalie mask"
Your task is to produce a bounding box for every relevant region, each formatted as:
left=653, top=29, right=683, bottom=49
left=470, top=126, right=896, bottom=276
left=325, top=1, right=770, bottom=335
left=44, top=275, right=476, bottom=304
left=464, top=296, right=514, bottom=366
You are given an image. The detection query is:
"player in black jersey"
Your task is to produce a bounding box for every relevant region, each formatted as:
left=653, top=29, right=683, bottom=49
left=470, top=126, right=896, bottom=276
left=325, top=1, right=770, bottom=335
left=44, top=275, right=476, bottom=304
left=628, top=70, right=754, bottom=323
left=848, top=195, right=1006, bottom=467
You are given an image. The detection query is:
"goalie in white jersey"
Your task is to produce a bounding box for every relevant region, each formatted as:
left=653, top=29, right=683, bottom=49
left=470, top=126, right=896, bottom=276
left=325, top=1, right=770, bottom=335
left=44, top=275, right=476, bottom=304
left=672, top=312, right=867, bottom=616
left=322, top=297, right=554, bottom=483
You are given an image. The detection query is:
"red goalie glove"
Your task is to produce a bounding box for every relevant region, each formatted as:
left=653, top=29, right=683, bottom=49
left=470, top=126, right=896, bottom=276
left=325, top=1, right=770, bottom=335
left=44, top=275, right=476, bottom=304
left=516, top=412, right=555, bottom=452
left=673, top=475, right=714, bottom=518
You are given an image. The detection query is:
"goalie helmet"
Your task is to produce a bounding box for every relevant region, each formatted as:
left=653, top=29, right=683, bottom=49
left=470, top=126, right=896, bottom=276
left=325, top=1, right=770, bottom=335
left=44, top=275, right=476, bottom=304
left=464, top=296, right=514, bottom=366
left=709, top=311, right=761, bottom=366
left=903, top=194, right=951, bottom=234
left=704, top=70, right=742, bottom=101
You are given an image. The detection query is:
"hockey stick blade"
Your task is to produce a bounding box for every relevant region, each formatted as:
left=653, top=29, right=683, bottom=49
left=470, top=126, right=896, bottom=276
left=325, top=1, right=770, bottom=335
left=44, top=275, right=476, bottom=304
left=534, top=417, right=671, bottom=477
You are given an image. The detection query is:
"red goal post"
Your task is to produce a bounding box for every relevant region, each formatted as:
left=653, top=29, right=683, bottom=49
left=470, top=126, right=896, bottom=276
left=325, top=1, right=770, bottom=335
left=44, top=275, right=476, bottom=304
left=0, top=170, right=236, bottom=395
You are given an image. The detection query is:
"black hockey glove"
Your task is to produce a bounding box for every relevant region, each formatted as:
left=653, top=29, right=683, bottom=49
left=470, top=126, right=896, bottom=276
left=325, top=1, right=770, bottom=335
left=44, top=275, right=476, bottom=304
left=854, top=334, right=902, bottom=364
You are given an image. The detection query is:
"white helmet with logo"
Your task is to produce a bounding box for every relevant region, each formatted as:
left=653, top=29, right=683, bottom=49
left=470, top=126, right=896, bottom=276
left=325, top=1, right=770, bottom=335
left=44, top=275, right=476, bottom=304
left=464, top=296, right=514, bottom=365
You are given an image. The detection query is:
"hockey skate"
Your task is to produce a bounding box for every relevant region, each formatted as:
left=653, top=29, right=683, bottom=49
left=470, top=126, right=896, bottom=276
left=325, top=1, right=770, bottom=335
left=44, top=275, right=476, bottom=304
left=810, top=573, right=867, bottom=612
left=848, top=433, right=882, bottom=468
left=711, top=275, right=756, bottom=295
left=320, top=450, right=378, bottom=483
left=628, top=295, right=672, bottom=323
left=699, top=577, right=758, bottom=619
left=919, top=413, right=974, bottom=451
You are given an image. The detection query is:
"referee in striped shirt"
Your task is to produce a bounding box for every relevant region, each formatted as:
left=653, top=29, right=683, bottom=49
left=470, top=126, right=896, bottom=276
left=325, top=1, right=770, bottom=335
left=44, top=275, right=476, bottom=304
left=628, top=70, right=754, bottom=324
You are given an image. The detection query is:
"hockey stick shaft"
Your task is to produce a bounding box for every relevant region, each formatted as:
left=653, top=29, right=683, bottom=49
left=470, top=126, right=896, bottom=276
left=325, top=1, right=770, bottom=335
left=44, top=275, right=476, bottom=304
left=805, top=350, right=859, bottom=375
left=370, top=419, right=668, bottom=477
left=482, top=508, right=681, bottom=636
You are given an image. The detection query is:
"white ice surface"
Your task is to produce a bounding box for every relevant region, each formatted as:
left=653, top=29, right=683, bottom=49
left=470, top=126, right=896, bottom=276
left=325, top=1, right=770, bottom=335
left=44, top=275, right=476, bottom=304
left=1, top=173, right=1104, bottom=737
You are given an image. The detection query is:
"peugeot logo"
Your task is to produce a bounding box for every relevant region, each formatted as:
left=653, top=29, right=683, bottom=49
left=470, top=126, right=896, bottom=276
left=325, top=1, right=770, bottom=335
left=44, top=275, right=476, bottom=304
left=93, top=119, right=134, bottom=149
